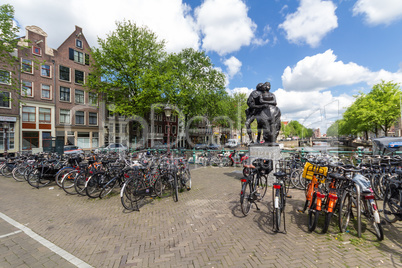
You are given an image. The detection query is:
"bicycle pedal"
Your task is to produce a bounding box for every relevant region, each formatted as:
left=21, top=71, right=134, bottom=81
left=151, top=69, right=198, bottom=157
left=297, top=209, right=305, bottom=214
left=378, top=209, right=383, bottom=213
left=286, top=195, right=292, bottom=198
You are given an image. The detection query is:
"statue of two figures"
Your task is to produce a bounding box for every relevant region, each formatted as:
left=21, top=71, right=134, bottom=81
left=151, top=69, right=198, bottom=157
left=245, top=82, right=281, bottom=146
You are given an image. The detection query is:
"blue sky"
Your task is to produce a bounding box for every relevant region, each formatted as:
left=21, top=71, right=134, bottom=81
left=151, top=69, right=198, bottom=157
left=9, top=0, right=402, bottom=132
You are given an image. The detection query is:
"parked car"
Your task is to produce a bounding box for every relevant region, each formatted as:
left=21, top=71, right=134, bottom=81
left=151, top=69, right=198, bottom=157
left=194, top=144, right=208, bottom=150
left=208, top=143, right=221, bottom=150
left=64, top=145, right=84, bottom=155
left=94, top=143, right=128, bottom=154
left=224, top=139, right=239, bottom=148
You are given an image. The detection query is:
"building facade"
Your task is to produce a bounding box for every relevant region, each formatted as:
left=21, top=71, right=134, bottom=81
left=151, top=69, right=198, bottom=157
left=0, top=25, right=101, bottom=155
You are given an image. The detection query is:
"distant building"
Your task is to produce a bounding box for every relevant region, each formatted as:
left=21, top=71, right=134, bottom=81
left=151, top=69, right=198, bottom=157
left=313, top=128, right=321, bottom=138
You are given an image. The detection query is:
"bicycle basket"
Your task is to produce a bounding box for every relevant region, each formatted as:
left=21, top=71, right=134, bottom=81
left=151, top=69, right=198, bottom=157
left=302, top=162, right=328, bottom=182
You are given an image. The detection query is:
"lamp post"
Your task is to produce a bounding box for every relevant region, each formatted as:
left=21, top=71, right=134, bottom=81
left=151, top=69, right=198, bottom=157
left=164, top=103, right=172, bottom=154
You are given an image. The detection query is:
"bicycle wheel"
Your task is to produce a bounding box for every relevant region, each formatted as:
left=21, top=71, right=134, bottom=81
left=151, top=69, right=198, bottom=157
left=171, top=174, right=179, bottom=202
left=322, top=212, right=333, bottom=234
left=256, top=174, right=268, bottom=199
left=61, top=170, right=79, bottom=195
left=273, top=188, right=282, bottom=232
left=153, top=176, right=163, bottom=197
left=85, top=174, right=102, bottom=198
left=383, top=184, right=399, bottom=223
left=121, top=178, right=140, bottom=210
left=240, top=181, right=252, bottom=216
left=74, top=173, right=87, bottom=196
left=1, top=164, right=13, bottom=177
left=338, top=191, right=352, bottom=233
left=99, top=178, right=117, bottom=199
left=27, top=169, right=51, bottom=188
left=55, top=167, right=75, bottom=188
left=27, top=169, right=40, bottom=188
left=370, top=173, right=383, bottom=200
left=363, top=199, right=384, bottom=240
left=181, top=169, right=191, bottom=191
left=308, top=196, right=318, bottom=232
left=290, top=170, right=301, bottom=189
left=12, top=166, right=26, bottom=182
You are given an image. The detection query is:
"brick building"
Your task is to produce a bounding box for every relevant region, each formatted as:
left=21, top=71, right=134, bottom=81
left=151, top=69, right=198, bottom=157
left=0, top=25, right=101, bottom=154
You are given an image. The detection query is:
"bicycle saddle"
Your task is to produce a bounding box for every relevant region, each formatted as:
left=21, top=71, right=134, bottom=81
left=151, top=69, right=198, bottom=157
left=273, top=171, right=286, bottom=178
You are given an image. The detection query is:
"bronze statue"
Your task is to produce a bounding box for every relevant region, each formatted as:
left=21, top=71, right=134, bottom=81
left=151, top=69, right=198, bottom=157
left=245, top=82, right=281, bottom=146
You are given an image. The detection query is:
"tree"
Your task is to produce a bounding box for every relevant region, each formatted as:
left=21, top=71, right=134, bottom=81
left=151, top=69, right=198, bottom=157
left=281, top=120, right=312, bottom=138
left=326, top=120, right=339, bottom=137
left=368, top=81, right=401, bottom=136
left=87, top=20, right=167, bottom=117
left=0, top=4, right=22, bottom=98
left=339, top=81, right=401, bottom=137
left=163, top=48, right=227, bottom=120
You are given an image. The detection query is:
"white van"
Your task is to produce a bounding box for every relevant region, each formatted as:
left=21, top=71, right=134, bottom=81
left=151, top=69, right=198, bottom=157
left=225, top=139, right=238, bottom=148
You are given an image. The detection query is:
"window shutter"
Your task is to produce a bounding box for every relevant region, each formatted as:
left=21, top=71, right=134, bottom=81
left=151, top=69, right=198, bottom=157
left=85, top=54, right=90, bottom=65
left=69, top=48, right=74, bottom=60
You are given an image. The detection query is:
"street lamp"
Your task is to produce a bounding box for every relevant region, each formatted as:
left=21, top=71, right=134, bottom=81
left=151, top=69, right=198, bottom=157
left=164, top=103, right=172, bottom=154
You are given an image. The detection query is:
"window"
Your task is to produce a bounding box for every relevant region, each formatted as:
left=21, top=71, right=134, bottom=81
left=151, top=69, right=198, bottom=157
left=60, top=86, right=70, bottom=102
left=41, top=65, right=51, bottom=77
left=32, top=46, right=41, bottom=56
left=22, top=131, right=39, bottom=150
left=172, top=125, right=177, bottom=134
left=75, top=89, right=84, bottom=104
left=22, top=59, right=33, bottom=73
left=89, top=92, right=98, bottom=106
left=89, top=112, right=97, bottom=125
left=22, top=106, right=36, bottom=122
left=39, top=108, right=51, bottom=123
left=74, top=50, right=84, bottom=64
left=76, top=39, right=83, bottom=49
left=77, top=132, right=90, bottom=149
left=59, top=65, right=70, bottom=81
left=41, top=84, right=51, bottom=99
left=69, top=48, right=89, bottom=65
left=0, top=123, right=15, bottom=150
left=22, top=81, right=33, bottom=97
left=115, top=123, right=120, bottom=133
left=60, top=109, right=70, bottom=124
left=92, top=132, right=99, bottom=148
left=0, top=70, right=11, bottom=85
left=0, top=92, right=10, bottom=108
left=75, top=70, right=84, bottom=84
left=75, top=111, right=84, bottom=125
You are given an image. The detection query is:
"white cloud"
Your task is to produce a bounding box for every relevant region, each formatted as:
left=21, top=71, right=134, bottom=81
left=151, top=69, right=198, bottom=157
left=12, top=0, right=199, bottom=53
left=275, top=88, right=354, bottom=132
left=223, top=56, right=242, bottom=78
left=353, top=0, right=402, bottom=25
left=279, top=0, right=338, bottom=47
left=282, top=49, right=402, bottom=92
left=230, top=87, right=253, bottom=96
left=195, top=0, right=257, bottom=55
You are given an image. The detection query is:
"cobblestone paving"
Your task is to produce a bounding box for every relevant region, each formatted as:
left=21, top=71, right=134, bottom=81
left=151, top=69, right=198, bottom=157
left=0, top=166, right=401, bottom=268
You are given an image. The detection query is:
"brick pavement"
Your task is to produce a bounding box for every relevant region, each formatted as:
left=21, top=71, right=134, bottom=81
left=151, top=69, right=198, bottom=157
left=0, top=166, right=401, bottom=268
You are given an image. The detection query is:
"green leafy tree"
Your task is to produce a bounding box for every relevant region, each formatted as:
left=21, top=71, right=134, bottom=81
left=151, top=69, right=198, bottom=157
left=0, top=4, right=22, bottom=99
left=163, top=48, right=227, bottom=120
left=368, top=81, right=401, bottom=136
left=339, top=81, right=401, bottom=137
left=326, top=120, right=340, bottom=137
left=87, top=20, right=167, bottom=116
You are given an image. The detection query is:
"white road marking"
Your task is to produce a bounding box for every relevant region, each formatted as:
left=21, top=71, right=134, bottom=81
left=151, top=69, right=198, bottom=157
left=0, top=212, right=93, bottom=268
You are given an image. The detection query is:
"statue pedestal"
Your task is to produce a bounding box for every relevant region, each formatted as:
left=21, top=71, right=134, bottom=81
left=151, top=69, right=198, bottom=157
left=248, top=146, right=282, bottom=186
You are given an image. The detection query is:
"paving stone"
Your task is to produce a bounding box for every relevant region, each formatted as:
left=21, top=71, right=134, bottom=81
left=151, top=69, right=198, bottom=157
left=0, top=166, right=401, bottom=267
